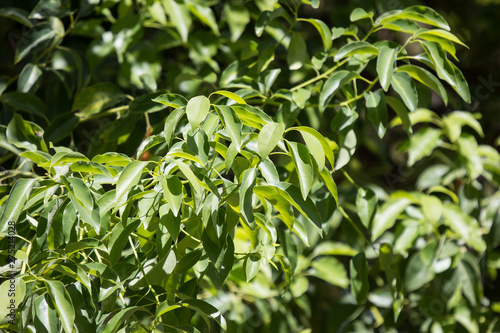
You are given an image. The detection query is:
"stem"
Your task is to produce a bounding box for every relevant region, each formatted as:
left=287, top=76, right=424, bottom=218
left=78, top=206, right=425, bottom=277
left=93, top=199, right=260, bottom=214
left=290, top=59, right=349, bottom=92
left=128, top=236, right=160, bottom=305
left=341, top=169, right=359, bottom=189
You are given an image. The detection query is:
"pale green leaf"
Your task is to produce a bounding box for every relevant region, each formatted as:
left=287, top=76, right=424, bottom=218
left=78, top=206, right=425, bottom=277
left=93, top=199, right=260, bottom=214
left=215, top=105, right=242, bottom=151
left=396, top=65, right=448, bottom=105
left=0, top=178, right=36, bottom=232
left=152, top=93, right=188, bottom=108
left=407, top=127, right=441, bottom=166
left=186, top=95, right=210, bottom=130
left=310, top=257, right=349, bottom=288
left=391, top=71, right=418, bottom=112
left=356, top=188, right=377, bottom=228
left=377, top=46, right=397, bottom=91
left=258, top=121, right=285, bottom=159
left=287, top=142, right=314, bottom=200
left=299, top=18, right=332, bottom=51
left=114, top=161, right=146, bottom=209
left=365, top=89, right=388, bottom=138
left=161, top=175, right=183, bottom=217
left=210, top=90, right=246, bottom=104
left=239, top=168, right=257, bottom=226
left=162, top=0, right=191, bottom=43
left=372, top=197, right=412, bottom=240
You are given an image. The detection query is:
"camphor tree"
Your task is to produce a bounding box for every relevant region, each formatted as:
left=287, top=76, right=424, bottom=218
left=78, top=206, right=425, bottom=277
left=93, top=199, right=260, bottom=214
left=0, top=0, right=499, bottom=332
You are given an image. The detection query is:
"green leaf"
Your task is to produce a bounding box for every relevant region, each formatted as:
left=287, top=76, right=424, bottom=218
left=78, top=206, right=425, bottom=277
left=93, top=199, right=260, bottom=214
left=379, top=243, right=403, bottom=321
left=161, top=175, right=183, bottom=217
left=297, top=128, right=325, bottom=171
left=114, top=161, right=146, bottom=209
left=292, top=88, right=312, bottom=109
left=0, top=7, right=33, bottom=27
left=63, top=176, right=101, bottom=233
left=287, top=32, right=307, bottom=70
left=376, top=6, right=450, bottom=31
left=163, top=0, right=191, bottom=43
left=386, top=96, right=412, bottom=135
left=163, top=107, right=186, bottom=148
left=333, top=41, right=379, bottom=62
left=421, top=195, right=442, bottom=225
left=319, top=71, right=358, bottom=111
left=258, top=121, right=285, bottom=159
left=232, top=105, right=272, bottom=129
left=244, top=253, right=261, bottom=282
left=15, top=17, right=64, bottom=64
left=175, top=249, right=203, bottom=274
left=371, top=196, right=412, bottom=240
left=186, top=95, right=210, bottom=130
left=319, top=169, right=339, bottom=206
left=210, top=90, right=246, bottom=104
left=30, top=0, right=71, bottom=19
left=19, top=150, right=51, bottom=165
left=457, top=133, right=483, bottom=180
left=396, top=65, right=448, bottom=105
left=215, top=105, right=242, bottom=151
left=312, top=241, right=357, bottom=257
left=364, top=89, right=388, bottom=138
left=33, top=295, right=59, bottom=333
left=45, top=280, right=75, bottom=333
left=72, top=83, right=125, bottom=118
left=299, top=18, right=332, bottom=51
left=310, top=257, right=349, bottom=288
left=1, top=92, right=45, bottom=119
left=404, top=241, right=437, bottom=291
left=0, top=178, right=36, bottom=232
left=271, top=182, right=322, bottom=230
left=416, top=29, right=467, bottom=47
left=356, top=188, right=377, bottom=228
left=173, top=160, right=202, bottom=195
left=101, top=307, right=142, bottom=333
left=422, top=41, right=470, bottom=103
left=152, top=93, right=188, bottom=108
left=350, top=252, right=369, bottom=303
left=187, top=1, right=219, bottom=36
left=109, top=219, right=141, bottom=264
left=224, top=3, right=250, bottom=42
left=350, top=8, right=374, bottom=22
left=136, top=134, right=166, bottom=159
left=376, top=46, right=397, bottom=91
left=287, top=142, right=314, bottom=200
left=0, top=277, right=25, bottom=322
left=391, top=71, right=418, bottom=112
left=407, top=127, right=442, bottom=166
left=254, top=185, right=294, bottom=229
left=290, top=126, right=335, bottom=170
left=239, top=168, right=257, bottom=226
left=17, top=63, right=43, bottom=93
left=442, top=111, right=484, bottom=142
left=379, top=19, right=421, bottom=33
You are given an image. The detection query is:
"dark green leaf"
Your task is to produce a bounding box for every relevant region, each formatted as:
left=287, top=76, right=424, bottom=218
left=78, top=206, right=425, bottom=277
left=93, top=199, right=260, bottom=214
left=287, top=33, right=307, bottom=70
left=72, top=83, right=125, bottom=118
left=350, top=252, right=369, bottom=303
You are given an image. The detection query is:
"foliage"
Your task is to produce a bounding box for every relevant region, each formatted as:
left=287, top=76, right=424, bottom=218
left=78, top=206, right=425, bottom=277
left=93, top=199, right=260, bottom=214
left=1, top=0, right=499, bottom=332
